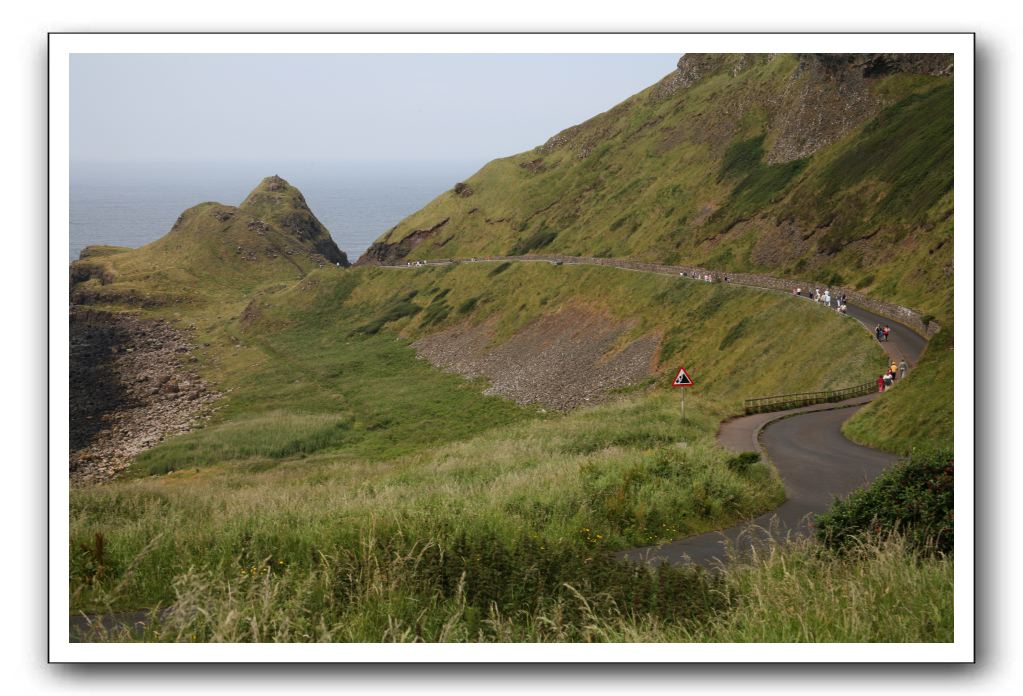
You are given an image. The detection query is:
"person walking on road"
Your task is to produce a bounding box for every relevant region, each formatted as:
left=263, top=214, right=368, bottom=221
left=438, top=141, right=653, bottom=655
left=875, top=324, right=883, bottom=342
left=877, top=374, right=885, bottom=393
left=890, top=361, right=898, bottom=378
left=883, top=325, right=891, bottom=342
left=898, top=359, right=908, bottom=380
left=883, top=372, right=894, bottom=389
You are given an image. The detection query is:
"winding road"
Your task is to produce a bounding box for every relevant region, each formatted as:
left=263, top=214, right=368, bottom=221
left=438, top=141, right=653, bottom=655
left=621, top=297, right=927, bottom=567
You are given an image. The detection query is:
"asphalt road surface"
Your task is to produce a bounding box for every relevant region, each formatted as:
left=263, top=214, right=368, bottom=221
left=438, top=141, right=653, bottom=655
left=619, top=300, right=928, bottom=568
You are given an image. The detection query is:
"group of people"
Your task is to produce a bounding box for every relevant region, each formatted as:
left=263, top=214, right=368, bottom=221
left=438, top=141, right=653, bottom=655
left=679, top=271, right=715, bottom=282
left=878, top=359, right=909, bottom=392
left=874, top=324, right=891, bottom=342
left=793, top=286, right=848, bottom=314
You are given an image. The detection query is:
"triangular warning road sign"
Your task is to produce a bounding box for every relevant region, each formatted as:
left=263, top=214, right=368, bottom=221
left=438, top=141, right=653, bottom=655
left=672, top=366, right=694, bottom=387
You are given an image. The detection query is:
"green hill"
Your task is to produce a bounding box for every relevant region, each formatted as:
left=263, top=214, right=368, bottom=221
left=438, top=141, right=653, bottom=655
left=69, top=175, right=348, bottom=309
left=360, top=53, right=953, bottom=321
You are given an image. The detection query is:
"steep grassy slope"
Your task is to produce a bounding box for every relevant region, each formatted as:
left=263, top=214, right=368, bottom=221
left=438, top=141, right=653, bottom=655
left=362, top=53, right=953, bottom=321
left=69, top=175, right=348, bottom=309
left=843, top=324, right=954, bottom=454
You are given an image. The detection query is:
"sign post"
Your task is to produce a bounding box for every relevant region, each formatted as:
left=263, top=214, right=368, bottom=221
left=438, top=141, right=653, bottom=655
left=671, top=366, right=695, bottom=423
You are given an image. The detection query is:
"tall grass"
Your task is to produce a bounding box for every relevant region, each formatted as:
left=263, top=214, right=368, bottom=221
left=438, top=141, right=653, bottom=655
left=72, top=531, right=951, bottom=643
left=71, top=391, right=784, bottom=612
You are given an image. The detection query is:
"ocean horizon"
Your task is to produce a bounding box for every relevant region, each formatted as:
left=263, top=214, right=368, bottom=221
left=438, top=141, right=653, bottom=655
left=69, top=159, right=487, bottom=261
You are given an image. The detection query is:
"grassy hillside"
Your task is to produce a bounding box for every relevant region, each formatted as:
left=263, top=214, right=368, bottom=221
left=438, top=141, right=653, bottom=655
left=365, top=53, right=953, bottom=321
left=843, top=324, right=954, bottom=454
left=69, top=175, right=348, bottom=309
left=71, top=249, right=889, bottom=621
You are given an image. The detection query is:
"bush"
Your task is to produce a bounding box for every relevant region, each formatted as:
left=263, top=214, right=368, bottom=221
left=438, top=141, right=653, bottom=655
left=814, top=448, right=953, bottom=554
left=725, top=451, right=760, bottom=475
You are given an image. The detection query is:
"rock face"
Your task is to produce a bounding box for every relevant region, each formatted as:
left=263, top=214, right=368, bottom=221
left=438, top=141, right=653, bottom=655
left=356, top=218, right=449, bottom=266
left=764, top=53, right=952, bottom=164
left=411, top=306, right=659, bottom=411
left=651, top=52, right=953, bottom=164
left=69, top=309, right=221, bottom=485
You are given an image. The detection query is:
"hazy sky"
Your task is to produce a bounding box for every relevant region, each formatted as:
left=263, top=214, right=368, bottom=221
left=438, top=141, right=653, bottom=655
left=70, top=53, right=679, bottom=164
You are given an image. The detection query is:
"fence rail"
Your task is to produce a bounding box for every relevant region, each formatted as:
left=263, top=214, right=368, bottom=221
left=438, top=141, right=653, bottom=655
left=743, top=380, right=876, bottom=415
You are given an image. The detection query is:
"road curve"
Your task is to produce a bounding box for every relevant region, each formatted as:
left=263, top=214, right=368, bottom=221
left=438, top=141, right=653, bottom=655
left=618, top=399, right=898, bottom=567
left=619, top=300, right=928, bottom=567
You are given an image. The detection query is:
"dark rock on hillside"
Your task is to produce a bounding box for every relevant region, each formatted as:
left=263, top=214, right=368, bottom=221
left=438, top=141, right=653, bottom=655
left=453, top=182, right=474, bottom=197
left=356, top=218, right=449, bottom=266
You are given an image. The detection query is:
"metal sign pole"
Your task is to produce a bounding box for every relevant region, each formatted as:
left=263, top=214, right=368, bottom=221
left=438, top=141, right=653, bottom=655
left=680, top=385, right=685, bottom=423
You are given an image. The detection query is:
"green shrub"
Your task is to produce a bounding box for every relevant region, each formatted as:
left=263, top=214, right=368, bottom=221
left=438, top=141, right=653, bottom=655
left=814, top=448, right=953, bottom=554
left=725, top=451, right=760, bottom=475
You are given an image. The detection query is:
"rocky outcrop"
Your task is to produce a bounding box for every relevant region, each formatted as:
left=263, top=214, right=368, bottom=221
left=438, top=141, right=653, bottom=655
left=239, top=175, right=350, bottom=267
left=766, top=53, right=953, bottom=163
left=650, top=53, right=741, bottom=101
left=648, top=52, right=953, bottom=163
left=70, top=309, right=221, bottom=485
left=356, top=218, right=450, bottom=266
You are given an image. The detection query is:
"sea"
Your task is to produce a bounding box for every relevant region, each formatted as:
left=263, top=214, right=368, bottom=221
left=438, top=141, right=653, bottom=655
left=69, top=160, right=486, bottom=261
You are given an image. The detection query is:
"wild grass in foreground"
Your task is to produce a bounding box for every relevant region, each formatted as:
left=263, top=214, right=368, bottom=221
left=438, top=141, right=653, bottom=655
left=72, top=532, right=951, bottom=643
left=71, top=391, right=784, bottom=613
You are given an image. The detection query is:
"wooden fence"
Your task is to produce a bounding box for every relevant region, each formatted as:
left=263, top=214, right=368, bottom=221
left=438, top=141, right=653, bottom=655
left=743, top=380, right=876, bottom=415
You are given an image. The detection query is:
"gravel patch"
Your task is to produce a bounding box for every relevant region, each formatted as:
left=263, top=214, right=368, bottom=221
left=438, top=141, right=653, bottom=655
left=412, top=306, right=659, bottom=411
left=70, top=310, right=221, bottom=485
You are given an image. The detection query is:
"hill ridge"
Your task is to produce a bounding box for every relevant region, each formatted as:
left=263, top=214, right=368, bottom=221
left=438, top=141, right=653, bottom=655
left=357, top=52, right=954, bottom=321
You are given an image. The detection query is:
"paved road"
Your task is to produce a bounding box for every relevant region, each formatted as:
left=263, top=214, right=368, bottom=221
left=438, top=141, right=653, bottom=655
left=619, top=299, right=928, bottom=568
left=844, top=302, right=927, bottom=367
left=619, top=401, right=898, bottom=567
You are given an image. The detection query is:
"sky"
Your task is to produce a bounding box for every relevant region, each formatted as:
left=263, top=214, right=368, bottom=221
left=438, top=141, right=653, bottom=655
left=70, top=53, right=679, bottom=164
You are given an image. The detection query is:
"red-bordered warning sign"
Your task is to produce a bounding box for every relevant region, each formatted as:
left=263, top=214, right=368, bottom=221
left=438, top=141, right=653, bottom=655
left=672, top=365, right=694, bottom=387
